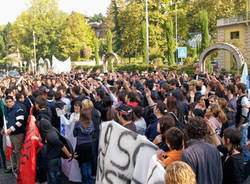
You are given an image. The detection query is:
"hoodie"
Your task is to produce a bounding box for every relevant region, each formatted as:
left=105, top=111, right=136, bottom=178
left=73, top=122, right=94, bottom=145
left=163, top=148, right=184, bottom=166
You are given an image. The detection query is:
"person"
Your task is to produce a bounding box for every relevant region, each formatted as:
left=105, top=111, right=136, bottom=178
left=225, top=84, right=237, bottom=127
left=115, top=104, right=136, bottom=132
left=70, top=86, right=84, bottom=113
left=3, top=96, right=25, bottom=173
left=165, top=161, right=197, bottom=184
left=157, top=127, right=184, bottom=167
left=73, top=108, right=94, bottom=184
left=59, top=100, right=82, bottom=182
left=133, top=106, right=146, bottom=135
left=180, top=117, right=223, bottom=184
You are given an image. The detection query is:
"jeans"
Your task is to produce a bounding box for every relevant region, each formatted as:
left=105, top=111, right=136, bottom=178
left=240, top=123, right=250, bottom=162
left=47, top=158, right=62, bottom=184
left=81, top=162, right=92, bottom=184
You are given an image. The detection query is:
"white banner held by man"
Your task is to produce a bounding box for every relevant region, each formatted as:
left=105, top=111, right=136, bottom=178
left=96, top=120, right=158, bottom=184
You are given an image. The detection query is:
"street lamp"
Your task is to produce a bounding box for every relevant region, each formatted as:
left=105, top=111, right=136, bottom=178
left=170, top=1, right=180, bottom=63
left=146, top=0, right=149, bottom=65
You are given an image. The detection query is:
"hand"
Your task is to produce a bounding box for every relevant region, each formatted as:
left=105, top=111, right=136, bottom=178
left=153, top=134, right=162, bottom=144
left=5, top=129, right=12, bottom=136
left=156, top=149, right=165, bottom=161
left=145, top=88, right=151, bottom=98
left=190, top=91, right=195, bottom=98
left=74, top=152, right=78, bottom=158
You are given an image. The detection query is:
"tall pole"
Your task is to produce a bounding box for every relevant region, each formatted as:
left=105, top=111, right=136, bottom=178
left=146, top=0, right=149, bottom=65
left=33, top=30, right=36, bottom=73
left=175, top=2, right=178, bottom=64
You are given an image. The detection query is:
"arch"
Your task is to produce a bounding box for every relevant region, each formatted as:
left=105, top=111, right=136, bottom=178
left=199, top=42, right=245, bottom=73
left=102, top=52, right=119, bottom=72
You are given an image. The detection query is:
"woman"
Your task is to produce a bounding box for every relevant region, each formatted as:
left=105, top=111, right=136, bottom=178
left=60, top=101, right=82, bottom=182
left=205, top=104, right=227, bottom=136
left=218, top=98, right=233, bottom=136
left=133, top=106, right=146, bottom=135
left=73, top=108, right=94, bottom=184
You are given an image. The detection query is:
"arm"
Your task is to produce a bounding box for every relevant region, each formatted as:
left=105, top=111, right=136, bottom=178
left=61, top=146, right=72, bottom=159
left=8, top=109, right=25, bottom=134
left=145, top=88, right=155, bottom=107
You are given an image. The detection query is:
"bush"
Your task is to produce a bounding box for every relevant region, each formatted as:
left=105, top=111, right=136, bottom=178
left=75, top=65, right=103, bottom=72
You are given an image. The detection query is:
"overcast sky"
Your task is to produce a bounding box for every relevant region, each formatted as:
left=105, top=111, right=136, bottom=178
left=0, top=0, right=111, bottom=25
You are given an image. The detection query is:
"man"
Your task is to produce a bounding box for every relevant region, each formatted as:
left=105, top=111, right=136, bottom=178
left=3, top=96, right=25, bottom=173
left=70, top=86, right=84, bottom=113
left=188, top=80, right=201, bottom=103
left=225, top=85, right=237, bottom=126
left=180, top=117, right=223, bottom=184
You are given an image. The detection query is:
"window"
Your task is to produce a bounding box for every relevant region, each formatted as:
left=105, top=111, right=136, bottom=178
left=230, top=31, right=239, bottom=40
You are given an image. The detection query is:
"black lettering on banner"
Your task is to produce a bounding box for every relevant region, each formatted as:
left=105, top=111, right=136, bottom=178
left=105, top=170, right=117, bottom=184
left=22, top=154, right=29, bottom=160
left=26, top=146, right=31, bottom=150
left=147, top=165, right=157, bottom=183
left=132, top=143, right=158, bottom=167
left=118, top=173, right=131, bottom=184
left=102, top=124, right=113, bottom=157
left=23, top=139, right=31, bottom=145
left=131, top=177, right=143, bottom=184
left=110, top=130, right=137, bottom=171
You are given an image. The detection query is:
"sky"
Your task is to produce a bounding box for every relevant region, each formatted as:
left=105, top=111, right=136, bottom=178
left=0, top=0, right=111, bottom=25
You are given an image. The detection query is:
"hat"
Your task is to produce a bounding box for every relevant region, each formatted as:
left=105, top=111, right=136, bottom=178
left=188, top=80, right=200, bottom=86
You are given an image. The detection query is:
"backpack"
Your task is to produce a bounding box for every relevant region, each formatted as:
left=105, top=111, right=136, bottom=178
left=169, top=112, right=185, bottom=132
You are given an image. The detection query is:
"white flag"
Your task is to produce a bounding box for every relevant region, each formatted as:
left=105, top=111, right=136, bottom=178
left=241, top=62, right=250, bottom=100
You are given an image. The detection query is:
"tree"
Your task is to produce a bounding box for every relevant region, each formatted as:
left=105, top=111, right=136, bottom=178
left=88, top=13, right=105, bottom=23
left=165, top=19, right=175, bottom=65
left=107, top=29, right=113, bottom=53
left=0, top=34, right=5, bottom=58
left=94, top=38, right=100, bottom=65
left=141, top=21, right=147, bottom=64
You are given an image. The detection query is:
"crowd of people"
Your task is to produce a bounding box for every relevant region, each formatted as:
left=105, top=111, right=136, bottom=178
left=0, top=67, right=249, bottom=184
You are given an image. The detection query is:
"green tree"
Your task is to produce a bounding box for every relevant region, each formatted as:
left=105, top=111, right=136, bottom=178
left=94, top=38, right=100, bottom=65
left=165, top=19, right=175, bottom=65
left=88, top=13, right=105, bottom=23
left=0, top=34, right=5, bottom=58
left=107, top=29, right=113, bottom=53
left=141, top=21, right=147, bottom=64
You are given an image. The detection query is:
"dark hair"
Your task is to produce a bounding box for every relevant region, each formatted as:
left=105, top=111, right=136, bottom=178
left=186, top=117, right=208, bottom=140
left=35, top=96, right=47, bottom=109
left=226, top=84, right=235, bottom=94
left=72, top=86, right=81, bottom=96
left=79, top=108, right=92, bottom=129
left=208, top=82, right=216, bottom=91
left=133, top=106, right=144, bottom=118
left=47, top=90, right=54, bottom=100
left=156, top=101, right=168, bottom=115
left=5, top=96, right=14, bottom=101
left=5, top=88, right=13, bottom=96
left=144, top=80, right=154, bottom=90
left=158, top=114, right=175, bottom=134
left=118, top=91, right=126, bottom=103
left=116, top=104, right=133, bottom=121
left=74, top=101, right=82, bottom=109
left=16, top=93, right=24, bottom=102
left=236, top=83, right=246, bottom=93
left=223, top=128, right=243, bottom=155
left=127, top=92, right=138, bottom=103
left=167, top=96, right=177, bottom=114
left=169, top=79, right=178, bottom=87
left=165, top=127, right=183, bottom=150
left=54, top=91, right=62, bottom=101
left=191, top=109, right=205, bottom=118
left=96, top=88, right=106, bottom=99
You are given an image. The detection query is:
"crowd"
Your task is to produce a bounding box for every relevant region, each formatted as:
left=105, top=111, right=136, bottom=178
left=0, top=67, right=249, bottom=184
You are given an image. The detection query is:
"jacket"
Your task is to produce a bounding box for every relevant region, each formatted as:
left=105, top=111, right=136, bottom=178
left=5, top=103, right=25, bottom=135
left=164, top=148, right=184, bottom=166
left=73, top=122, right=94, bottom=145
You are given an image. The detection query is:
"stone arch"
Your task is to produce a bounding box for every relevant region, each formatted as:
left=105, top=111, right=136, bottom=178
left=199, top=42, right=245, bottom=73
left=102, top=52, right=119, bottom=72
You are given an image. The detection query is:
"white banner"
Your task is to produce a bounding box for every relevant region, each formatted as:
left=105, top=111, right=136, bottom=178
left=96, top=121, right=158, bottom=184
left=52, top=55, right=71, bottom=74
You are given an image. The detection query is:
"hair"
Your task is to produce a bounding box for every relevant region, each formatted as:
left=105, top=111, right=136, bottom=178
left=191, top=109, right=205, bottom=118
left=82, top=99, right=93, bottom=109
left=74, top=100, right=82, bottom=109
left=144, top=80, right=154, bottom=90
left=165, top=161, right=196, bottom=184
left=165, top=127, right=184, bottom=150
left=127, top=92, right=138, bottom=103
left=118, top=91, right=126, bottom=103
left=116, top=105, right=133, bottom=121
left=72, top=86, right=81, bottom=96
left=236, top=83, right=246, bottom=93
left=96, top=88, right=106, bottom=99
left=226, top=84, right=235, bottom=95
left=35, top=96, right=47, bottom=109
left=158, top=114, right=176, bottom=134
left=58, top=86, right=67, bottom=93
left=156, top=101, right=168, bottom=115
left=54, top=91, right=62, bottom=101
left=186, top=117, right=208, bottom=140
left=208, top=95, right=218, bottom=101
left=5, top=88, right=13, bottom=96
left=218, top=98, right=231, bottom=112
left=5, top=96, right=14, bottom=101
left=209, top=104, right=227, bottom=123
left=16, top=93, right=24, bottom=102
left=133, top=106, right=144, bottom=118
left=169, top=79, right=178, bottom=87
left=47, top=90, right=54, bottom=100
left=223, top=128, right=243, bottom=156
left=167, top=96, right=178, bottom=114
left=79, top=108, right=92, bottom=129
left=208, top=81, right=216, bottom=91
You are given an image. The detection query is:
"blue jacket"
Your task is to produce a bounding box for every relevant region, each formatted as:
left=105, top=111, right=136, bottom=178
left=5, top=103, right=25, bottom=135
left=73, top=122, right=94, bottom=145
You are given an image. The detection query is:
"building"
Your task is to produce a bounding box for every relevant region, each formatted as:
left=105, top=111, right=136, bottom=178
left=216, top=1, right=250, bottom=71
left=88, top=22, right=106, bottom=39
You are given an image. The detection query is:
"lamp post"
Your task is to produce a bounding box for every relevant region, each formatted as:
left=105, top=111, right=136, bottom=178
left=146, top=0, right=149, bottom=65
left=171, top=1, right=180, bottom=63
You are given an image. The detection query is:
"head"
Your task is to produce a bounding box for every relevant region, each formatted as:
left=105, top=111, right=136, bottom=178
left=157, top=114, right=175, bottom=134
left=167, top=96, right=178, bottom=114
left=236, top=83, right=246, bottom=95
left=188, top=80, right=199, bottom=91
left=169, top=79, right=178, bottom=90
left=154, top=101, right=168, bottom=118
left=188, top=109, right=205, bottom=120
left=54, top=91, right=62, bottom=101
left=71, top=86, right=81, bottom=98
left=208, top=95, right=218, bottom=105
left=165, top=161, right=196, bottom=184
left=226, top=84, right=235, bottom=96
left=115, top=104, right=133, bottom=123
left=74, top=101, right=82, bottom=113
left=223, top=128, right=243, bottom=155
left=5, top=96, right=15, bottom=109
left=206, top=104, right=227, bottom=123
left=82, top=99, right=94, bottom=109
left=16, top=93, right=25, bottom=103
left=165, top=127, right=184, bottom=151
left=133, top=106, right=144, bottom=119
left=35, top=96, right=47, bottom=110
left=79, top=108, right=92, bottom=129
left=58, top=86, right=67, bottom=97
left=125, top=92, right=138, bottom=104
left=186, top=117, right=208, bottom=140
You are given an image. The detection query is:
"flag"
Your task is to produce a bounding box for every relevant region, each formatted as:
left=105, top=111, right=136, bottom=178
left=241, top=62, right=250, bottom=100
left=17, top=115, right=43, bottom=184
left=0, top=99, right=13, bottom=161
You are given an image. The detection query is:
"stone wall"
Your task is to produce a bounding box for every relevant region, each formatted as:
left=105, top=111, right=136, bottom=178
left=245, top=25, right=250, bottom=64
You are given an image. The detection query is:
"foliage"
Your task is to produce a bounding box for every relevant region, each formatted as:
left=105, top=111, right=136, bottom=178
left=107, top=29, right=113, bottom=53
left=199, top=10, right=210, bottom=51
left=94, top=39, right=100, bottom=65
left=165, top=19, right=175, bottom=65
left=141, top=21, right=147, bottom=64
left=75, top=65, right=103, bottom=72
left=82, top=46, right=92, bottom=58
left=88, top=13, right=105, bottom=23
left=0, top=34, right=5, bottom=58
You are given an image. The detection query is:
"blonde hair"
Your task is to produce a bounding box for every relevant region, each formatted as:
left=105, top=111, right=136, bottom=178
left=209, top=104, right=227, bottom=123
left=165, top=161, right=196, bottom=184
left=82, top=99, right=94, bottom=109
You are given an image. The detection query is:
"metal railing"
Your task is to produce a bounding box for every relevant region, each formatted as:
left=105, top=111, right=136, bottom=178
left=217, top=12, right=250, bottom=26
